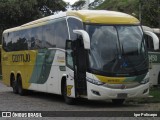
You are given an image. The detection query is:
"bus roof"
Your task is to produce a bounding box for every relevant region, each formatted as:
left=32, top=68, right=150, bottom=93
left=3, top=12, right=66, bottom=33
left=3, top=10, right=139, bottom=33
left=67, top=10, right=140, bottom=24
left=153, top=28, right=160, bottom=34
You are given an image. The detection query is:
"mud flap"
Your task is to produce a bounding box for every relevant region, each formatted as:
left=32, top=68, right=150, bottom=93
left=66, top=68, right=76, bottom=98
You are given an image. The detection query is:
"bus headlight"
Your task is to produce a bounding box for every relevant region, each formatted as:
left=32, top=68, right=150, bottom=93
left=140, top=77, right=149, bottom=84
left=86, top=77, right=105, bottom=85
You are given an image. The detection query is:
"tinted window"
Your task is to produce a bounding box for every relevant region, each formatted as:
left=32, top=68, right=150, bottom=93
left=30, top=26, right=43, bottom=49
left=144, top=34, right=154, bottom=50
left=2, top=33, right=9, bottom=51
left=3, top=18, right=69, bottom=51
left=66, top=41, right=74, bottom=69
left=67, top=18, right=83, bottom=40
left=43, top=19, right=69, bottom=49
left=3, top=31, right=28, bottom=51
left=86, top=25, right=148, bottom=76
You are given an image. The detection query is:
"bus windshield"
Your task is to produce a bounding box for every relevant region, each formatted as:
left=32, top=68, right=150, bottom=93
left=86, top=25, right=148, bottom=76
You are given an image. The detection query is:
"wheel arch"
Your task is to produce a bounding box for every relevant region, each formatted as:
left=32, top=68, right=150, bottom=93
left=10, top=72, right=15, bottom=87
left=61, top=75, right=67, bottom=95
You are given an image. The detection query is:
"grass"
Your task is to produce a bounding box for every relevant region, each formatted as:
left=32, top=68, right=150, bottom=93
left=148, top=87, right=160, bottom=103
left=127, top=87, right=160, bottom=103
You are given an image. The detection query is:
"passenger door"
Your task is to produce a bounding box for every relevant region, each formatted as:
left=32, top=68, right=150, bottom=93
left=66, top=39, right=87, bottom=98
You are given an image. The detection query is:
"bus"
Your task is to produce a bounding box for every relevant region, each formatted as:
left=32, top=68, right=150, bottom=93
left=143, top=26, right=160, bottom=86
left=2, top=10, right=158, bottom=105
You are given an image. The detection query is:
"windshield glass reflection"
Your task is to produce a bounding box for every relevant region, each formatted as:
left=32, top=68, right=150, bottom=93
left=86, top=25, right=148, bottom=76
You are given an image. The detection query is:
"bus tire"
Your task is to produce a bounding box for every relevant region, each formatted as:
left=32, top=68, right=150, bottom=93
left=17, top=76, right=26, bottom=96
left=11, top=77, right=18, bottom=94
left=62, top=81, right=75, bottom=105
left=112, top=99, right=125, bottom=105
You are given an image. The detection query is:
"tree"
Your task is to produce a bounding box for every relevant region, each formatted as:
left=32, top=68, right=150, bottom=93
left=140, top=0, right=160, bottom=27
left=72, top=0, right=86, bottom=10
left=38, top=0, right=67, bottom=16
left=0, top=0, right=67, bottom=28
left=95, top=0, right=160, bottom=28
left=89, top=0, right=104, bottom=9
left=0, top=0, right=67, bottom=44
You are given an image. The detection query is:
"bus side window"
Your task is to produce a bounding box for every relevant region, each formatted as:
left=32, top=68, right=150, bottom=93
left=53, top=19, right=69, bottom=49
left=157, top=34, right=160, bottom=51
left=2, top=35, right=7, bottom=51
left=43, top=19, right=69, bottom=49
left=67, top=18, right=83, bottom=40
left=144, top=34, right=154, bottom=51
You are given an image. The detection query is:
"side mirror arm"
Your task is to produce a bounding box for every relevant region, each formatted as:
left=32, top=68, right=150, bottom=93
left=73, top=30, right=90, bottom=50
left=144, top=31, right=159, bottom=50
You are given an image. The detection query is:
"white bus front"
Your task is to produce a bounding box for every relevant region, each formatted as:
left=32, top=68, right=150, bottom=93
left=65, top=23, right=149, bottom=105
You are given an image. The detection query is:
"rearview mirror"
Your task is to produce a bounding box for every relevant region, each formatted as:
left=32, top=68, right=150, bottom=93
left=73, top=30, right=90, bottom=50
left=144, top=31, right=159, bottom=50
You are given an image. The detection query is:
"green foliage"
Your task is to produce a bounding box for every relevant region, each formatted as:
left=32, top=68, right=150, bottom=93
left=89, top=0, right=104, bottom=9
left=0, top=0, right=67, bottom=44
left=72, top=0, right=86, bottom=10
left=141, top=0, right=160, bottom=27
left=96, top=0, right=160, bottom=28
left=0, top=0, right=40, bottom=28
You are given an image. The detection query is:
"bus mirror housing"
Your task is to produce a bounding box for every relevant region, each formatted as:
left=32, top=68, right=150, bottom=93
left=73, top=30, right=90, bottom=50
left=144, top=31, right=159, bottom=50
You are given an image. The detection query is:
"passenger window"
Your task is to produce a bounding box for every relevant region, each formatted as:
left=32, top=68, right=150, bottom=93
left=66, top=41, right=74, bottom=69
left=144, top=34, right=154, bottom=51
left=43, top=19, right=69, bottom=49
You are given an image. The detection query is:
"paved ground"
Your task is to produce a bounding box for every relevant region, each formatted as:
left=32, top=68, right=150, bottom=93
left=0, top=81, right=160, bottom=120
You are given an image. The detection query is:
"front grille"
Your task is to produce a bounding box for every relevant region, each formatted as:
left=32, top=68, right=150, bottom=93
left=103, top=82, right=141, bottom=89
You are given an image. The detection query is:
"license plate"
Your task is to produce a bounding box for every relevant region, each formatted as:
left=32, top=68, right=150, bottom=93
left=117, top=93, right=128, bottom=98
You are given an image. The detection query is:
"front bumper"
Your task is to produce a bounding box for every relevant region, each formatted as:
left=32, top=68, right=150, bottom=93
left=87, top=82, right=149, bottom=100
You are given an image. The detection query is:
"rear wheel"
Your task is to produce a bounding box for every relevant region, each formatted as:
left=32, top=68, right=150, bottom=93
left=11, top=77, right=18, bottom=94
left=17, top=76, right=26, bottom=96
left=62, top=81, right=75, bottom=105
left=112, top=99, right=125, bottom=105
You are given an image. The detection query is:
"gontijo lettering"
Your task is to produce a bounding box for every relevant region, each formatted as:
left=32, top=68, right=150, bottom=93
left=12, top=54, right=30, bottom=62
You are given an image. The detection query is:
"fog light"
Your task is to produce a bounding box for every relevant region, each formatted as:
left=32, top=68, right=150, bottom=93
left=141, top=78, right=149, bottom=84
left=143, top=88, right=149, bottom=94
left=91, top=90, right=101, bottom=96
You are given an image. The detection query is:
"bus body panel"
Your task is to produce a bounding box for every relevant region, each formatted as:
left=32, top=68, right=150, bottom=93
left=143, top=26, right=160, bottom=86
left=148, top=52, right=160, bottom=85
left=27, top=49, right=65, bottom=94
left=2, top=49, right=37, bottom=88
left=85, top=72, right=149, bottom=100
left=2, top=10, right=150, bottom=103
left=66, top=67, right=76, bottom=98
left=67, top=10, right=139, bottom=24
left=87, top=82, right=149, bottom=100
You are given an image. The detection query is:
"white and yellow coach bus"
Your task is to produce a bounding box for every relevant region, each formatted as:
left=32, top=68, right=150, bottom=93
left=2, top=10, right=157, bottom=105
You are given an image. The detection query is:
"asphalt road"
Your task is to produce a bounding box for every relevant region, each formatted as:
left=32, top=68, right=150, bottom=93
left=0, top=81, right=160, bottom=120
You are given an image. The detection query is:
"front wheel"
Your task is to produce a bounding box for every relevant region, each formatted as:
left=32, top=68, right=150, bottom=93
left=62, top=82, right=75, bottom=105
left=112, top=99, right=125, bottom=105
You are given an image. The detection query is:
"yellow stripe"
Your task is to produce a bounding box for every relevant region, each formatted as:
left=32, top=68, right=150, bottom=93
left=57, top=60, right=65, bottom=63
left=95, top=75, right=125, bottom=84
